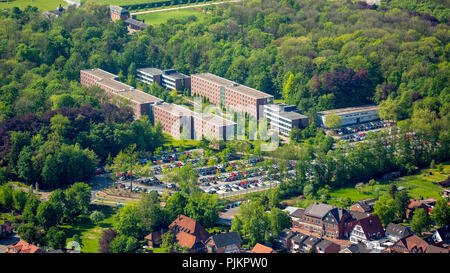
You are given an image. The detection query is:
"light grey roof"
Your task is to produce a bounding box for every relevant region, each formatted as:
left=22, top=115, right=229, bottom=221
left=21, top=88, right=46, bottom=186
left=290, top=208, right=305, bottom=219
left=305, top=203, right=335, bottom=219
left=304, top=236, right=321, bottom=247
left=125, top=18, right=147, bottom=29
left=278, top=111, right=308, bottom=121
left=385, top=223, right=413, bottom=238
left=317, top=105, right=379, bottom=116
left=110, top=5, right=129, bottom=15
left=291, top=233, right=309, bottom=244
left=162, top=69, right=189, bottom=80
left=345, top=243, right=372, bottom=253
left=209, top=232, right=241, bottom=248
left=137, top=68, right=163, bottom=76
left=316, top=239, right=337, bottom=250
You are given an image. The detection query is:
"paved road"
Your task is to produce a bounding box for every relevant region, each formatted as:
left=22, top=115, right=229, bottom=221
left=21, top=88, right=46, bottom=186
left=131, top=0, right=241, bottom=15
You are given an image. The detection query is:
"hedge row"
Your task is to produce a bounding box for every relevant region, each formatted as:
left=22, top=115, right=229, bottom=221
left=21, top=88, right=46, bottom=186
left=123, top=0, right=214, bottom=11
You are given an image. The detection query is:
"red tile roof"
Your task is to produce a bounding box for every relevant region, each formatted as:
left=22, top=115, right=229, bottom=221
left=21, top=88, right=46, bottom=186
left=356, top=215, right=385, bottom=240
left=175, top=231, right=198, bottom=249
left=8, top=240, right=43, bottom=253
left=393, top=235, right=430, bottom=253
left=251, top=243, right=274, bottom=253
left=169, top=215, right=210, bottom=248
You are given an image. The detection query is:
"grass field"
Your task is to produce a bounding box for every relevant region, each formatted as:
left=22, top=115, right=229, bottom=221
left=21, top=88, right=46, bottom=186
left=81, top=0, right=163, bottom=5
left=137, top=8, right=207, bottom=25
left=60, top=206, right=117, bottom=253
left=0, top=0, right=66, bottom=11
left=283, top=162, right=449, bottom=209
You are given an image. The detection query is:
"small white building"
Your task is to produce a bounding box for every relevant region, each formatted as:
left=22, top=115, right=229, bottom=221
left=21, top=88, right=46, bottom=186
left=317, top=105, right=379, bottom=128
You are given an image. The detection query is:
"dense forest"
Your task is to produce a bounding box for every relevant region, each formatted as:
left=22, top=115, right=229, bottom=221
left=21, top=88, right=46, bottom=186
left=0, top=0, right=449, bottom=189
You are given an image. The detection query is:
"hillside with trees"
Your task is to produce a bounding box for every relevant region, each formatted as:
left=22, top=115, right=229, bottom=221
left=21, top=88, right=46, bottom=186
left=0, top=0, right=448, bottom=187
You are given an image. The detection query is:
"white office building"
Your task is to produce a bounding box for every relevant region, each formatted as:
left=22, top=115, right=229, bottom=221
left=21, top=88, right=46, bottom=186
left=317, top=105, right=380, bottom=128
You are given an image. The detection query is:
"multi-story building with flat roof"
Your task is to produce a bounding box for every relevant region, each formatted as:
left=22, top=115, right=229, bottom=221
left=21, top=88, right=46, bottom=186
left=317, top=105, right=380, bottom=128
left=80, top=68, right=163, bottom=120
left=153, top=103, right=235, bottom=141
left=136, top=68, right=190, bottom=91
left=263, top=103, right=309, bottom=136
left=190, top=73, right=273, bottom=119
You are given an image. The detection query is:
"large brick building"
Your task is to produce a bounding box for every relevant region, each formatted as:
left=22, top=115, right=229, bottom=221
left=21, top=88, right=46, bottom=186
left=190, top=73, right=273, bottom=119
left=153, top=103, right=236, bottom=141
left=80, top=68, right=163, bottom=120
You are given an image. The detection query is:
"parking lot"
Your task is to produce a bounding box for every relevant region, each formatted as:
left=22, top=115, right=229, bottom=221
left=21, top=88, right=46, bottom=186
left=329, top=120, right=393, bottom=142
left=110, top=150, right=296, bottom=197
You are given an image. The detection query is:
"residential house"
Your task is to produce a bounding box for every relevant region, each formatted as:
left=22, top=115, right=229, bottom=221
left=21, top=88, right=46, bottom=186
left=315, top=239, right=341, bottom=253
left=343, top=211, right=372, bottom=238
left=289, top=208, right=305, bottom=229
left=303, top=236, right=322, bottom=253
left=205, top=232, right=241, bottom=253
left=385, top=223, right=414, bottom=242
left=144, top=228, right=167, bottom=248
left=0, top=223, right=13, bottom=239
left=426, top=225, right=450, bottom=246
left=294, top=202, right=351, bottom=239
left=251, top=243, right=275, bottom=253
left=438, top=176, right=450, bottom=188
left=339, top=243, right=373, bottom=253
left=406, top=199, right=429, bottom=219
left=424, top=245, right=450, bottom=253
left=168, top=215, right=210, bottom=252
left=391, top=235, right=430, bottom=253
left=8, top=240, right=45, bottom=253
left=349, top=214, right=385, bottom=247
left=277, top=229, right=297, bottom=251
left=290, top=233, right=309, bottom=253
left=349, top=198, right=377, bottom=213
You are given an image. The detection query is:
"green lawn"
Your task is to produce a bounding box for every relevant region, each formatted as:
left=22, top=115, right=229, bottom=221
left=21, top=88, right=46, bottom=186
left=60, top=206, right=117, bottom=253
left=137, top=8, right=207, bottom=25
left=284, top=162, right=449, bottom=209
left=81, top=0, right=164, bottom=5
left=327, top=163, right=449, bottom=206
left=0, top=0, right=66, bottom=11
left=163, top=133, right=200, bottom=149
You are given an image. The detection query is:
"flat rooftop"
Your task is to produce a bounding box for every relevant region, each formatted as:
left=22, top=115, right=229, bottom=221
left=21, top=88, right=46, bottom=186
left=317, top=105, right=380, bottom=116
left=154, top=103, right=194, bottom=117
left=162, top=70, right=189, bottom=80
left=98, top=78, right=134, bottom=92
left=192, top=73, right=273, bottom=99
left=137, top=68, right=162, bottom=76
left=81, top=68, right=118, bottom=80
left=196, top=113, right=236, bottom=126
left=278, top=111, right=308, bottom=121
left=115, top=89, right=163, bottom=104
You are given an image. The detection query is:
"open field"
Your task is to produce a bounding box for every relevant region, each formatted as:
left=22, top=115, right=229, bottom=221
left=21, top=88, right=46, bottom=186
left=0, top=0, right=66, bottom=11
left=283, top=162, right=449, bottom=209
left=81, top=0, right=161, bottom=5
left=136, top=7, right=207, bottom=25
left=60, top=206, right=117, bottom=253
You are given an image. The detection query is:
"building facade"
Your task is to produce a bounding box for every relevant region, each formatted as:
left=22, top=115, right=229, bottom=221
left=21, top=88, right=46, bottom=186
left=110, top=5, right=130, bottom=21
left=153, top=103, right=236, bottom=141
left=136, top=68, right=190, bottom=91
left=317, top=105, right=380, bottom=128
left=263, top=103, right=309, bottom=136
left=80, top=68, right=163, bottom=120
left=190, top=73, right=273, bottom=119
